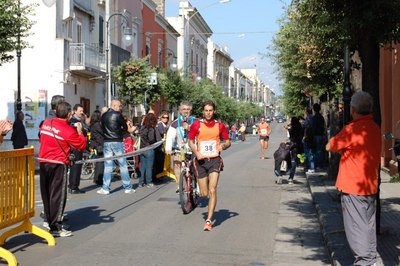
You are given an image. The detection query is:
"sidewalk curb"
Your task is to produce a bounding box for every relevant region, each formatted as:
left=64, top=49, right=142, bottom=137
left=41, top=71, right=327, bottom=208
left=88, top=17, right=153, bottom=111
left=305, top=172, right=354, bottom=266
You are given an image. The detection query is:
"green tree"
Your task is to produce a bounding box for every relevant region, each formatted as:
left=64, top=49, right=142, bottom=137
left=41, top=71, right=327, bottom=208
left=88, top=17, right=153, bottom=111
left=156, top=68, right=185, bottom=111
left=113, top=56, right=153, bottom=106
left=0, top=1, right=36, bottom=66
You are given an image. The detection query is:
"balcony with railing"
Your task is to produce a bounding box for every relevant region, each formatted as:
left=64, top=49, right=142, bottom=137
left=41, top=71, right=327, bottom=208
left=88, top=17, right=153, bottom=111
left=69, top=43, right=105, bottom=76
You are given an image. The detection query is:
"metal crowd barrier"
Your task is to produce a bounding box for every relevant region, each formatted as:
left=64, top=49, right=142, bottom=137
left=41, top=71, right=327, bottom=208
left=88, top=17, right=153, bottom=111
left=0, top=148, right=55, bottom=266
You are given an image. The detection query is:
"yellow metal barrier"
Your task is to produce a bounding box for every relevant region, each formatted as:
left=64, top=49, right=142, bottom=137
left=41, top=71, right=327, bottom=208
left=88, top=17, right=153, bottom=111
left=156, top=140, right=176, bottom=181
left=0, top=148, right=55, bottom=266
left=156, top=153, right=176, bottom=181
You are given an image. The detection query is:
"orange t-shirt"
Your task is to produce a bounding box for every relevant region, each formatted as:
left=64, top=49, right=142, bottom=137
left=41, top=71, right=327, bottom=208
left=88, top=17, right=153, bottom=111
left=329, top=114, right=381, bottom=195
left=258, top=122, right=271, bottom=136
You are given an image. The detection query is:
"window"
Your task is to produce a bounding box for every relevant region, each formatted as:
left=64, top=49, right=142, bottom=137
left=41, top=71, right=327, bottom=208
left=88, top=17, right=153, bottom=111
left=99, top=16, right=104, bottom=52
left=77, top=20, right=82, bottom=43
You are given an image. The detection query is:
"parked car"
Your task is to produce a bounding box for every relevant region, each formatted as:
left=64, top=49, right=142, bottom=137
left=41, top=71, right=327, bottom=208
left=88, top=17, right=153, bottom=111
left=277, top=116, right=285, bottom=123
left=266, top=116, right=272, bottom=123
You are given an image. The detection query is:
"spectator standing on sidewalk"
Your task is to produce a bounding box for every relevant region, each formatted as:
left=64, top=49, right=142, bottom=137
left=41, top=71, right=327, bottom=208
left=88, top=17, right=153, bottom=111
left=326, top=91, right=381, bottom=266
left=311, top=103, right=325, bottom=170
left=238, top=123, right=246, bottom=141
left=68, top=104, right=87, bottom=194
left=138, top=113, right=157, bottom=188
left=89, top=110, right=104, bottom=186
left=154, top=111, right=169, bottom=182
left=230, top=124, right=237, bottom=142
left=11, top=111, right=28, bottom=149
left=98, top=100, right=135, bottom=195
left=38, top=102, right=87, bottom=237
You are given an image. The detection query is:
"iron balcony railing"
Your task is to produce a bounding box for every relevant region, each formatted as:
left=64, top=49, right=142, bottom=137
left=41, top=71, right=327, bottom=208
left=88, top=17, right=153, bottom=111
left=69, top=43, right=105, bottom=73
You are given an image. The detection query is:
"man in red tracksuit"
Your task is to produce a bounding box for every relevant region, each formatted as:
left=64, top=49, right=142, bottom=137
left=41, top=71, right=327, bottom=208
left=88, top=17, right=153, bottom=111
left=39, top=102, right=86, bottom=237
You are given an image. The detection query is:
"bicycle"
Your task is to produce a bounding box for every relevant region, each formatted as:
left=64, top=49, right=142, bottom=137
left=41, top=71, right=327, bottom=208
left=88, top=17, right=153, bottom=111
left=80, top=148, right=96, bottom=180
left=175, top=144, right=199, bottom=214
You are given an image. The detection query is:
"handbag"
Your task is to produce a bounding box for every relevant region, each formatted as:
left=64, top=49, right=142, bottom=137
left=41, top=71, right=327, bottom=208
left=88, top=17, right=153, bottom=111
left=280, top=160, right=288, bottom=172
left=133, top=136, right=141, bottom=150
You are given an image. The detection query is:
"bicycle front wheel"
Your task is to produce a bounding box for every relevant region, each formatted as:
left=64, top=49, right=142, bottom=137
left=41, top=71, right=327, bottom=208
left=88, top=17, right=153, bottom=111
left=81, top=161, right=95, bottom=180
left=179, top=170, right=191, bottom=214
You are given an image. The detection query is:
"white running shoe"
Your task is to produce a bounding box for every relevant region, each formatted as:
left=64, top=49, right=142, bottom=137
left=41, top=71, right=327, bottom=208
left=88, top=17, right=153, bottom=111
left=97, top=188, right=110, bottom=195
left=50, top=228, right=72, bottom=237
left=124, top=189, right=136, bottom=194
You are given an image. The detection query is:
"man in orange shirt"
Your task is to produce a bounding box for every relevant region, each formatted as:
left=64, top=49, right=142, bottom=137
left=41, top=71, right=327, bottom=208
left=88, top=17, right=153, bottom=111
left=188, top=100, right=231, bottom=231
left=257, top=116, right=272, bottom=159
left=326, top=91, right=381, bottom=266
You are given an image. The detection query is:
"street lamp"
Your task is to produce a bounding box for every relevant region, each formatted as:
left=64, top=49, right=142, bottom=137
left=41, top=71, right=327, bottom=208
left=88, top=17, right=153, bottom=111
left=158, top=47, right=177, bottom=72
left=187, top=64, right=201, bottom=83
left=183, top=0, right=231, bottom=74
left=42, top=0, right=56, bottom=7
left=16, top=0, right=22, bottom=112
left=105, top=12, right=133, bottom=107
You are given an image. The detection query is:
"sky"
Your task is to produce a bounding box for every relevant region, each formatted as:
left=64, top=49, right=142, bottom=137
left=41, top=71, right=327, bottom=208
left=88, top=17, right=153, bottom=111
left=164, top=0, right=291, bottom=95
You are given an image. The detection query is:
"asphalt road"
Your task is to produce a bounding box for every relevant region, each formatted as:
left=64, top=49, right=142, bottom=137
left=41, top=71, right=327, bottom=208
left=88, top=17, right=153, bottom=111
left=0, top=122, right=329, bottom=266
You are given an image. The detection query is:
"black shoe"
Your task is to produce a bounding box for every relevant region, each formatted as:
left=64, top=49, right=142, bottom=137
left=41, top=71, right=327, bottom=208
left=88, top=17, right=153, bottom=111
left=68, top=188, right=86, bottom=194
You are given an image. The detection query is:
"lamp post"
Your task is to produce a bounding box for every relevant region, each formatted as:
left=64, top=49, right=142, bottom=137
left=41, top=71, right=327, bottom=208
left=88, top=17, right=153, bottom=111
left=105, top=12, right=133, bottom=107
left=187, top=64, right=201, bottom=83
left=183, top=0, right=231, bottom=74
left=16, top=0, right=22, bottom=112
left=158, top=47, right=177, bottom=72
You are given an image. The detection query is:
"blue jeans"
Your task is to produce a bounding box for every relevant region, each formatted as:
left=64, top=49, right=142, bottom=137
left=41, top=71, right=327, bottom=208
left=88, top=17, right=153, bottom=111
left=314, top=135, right=323, bottom=168
left=103, top=142, right=132, bottom=191
left=275, top=161, right=297, bottom=180
left=302, top=139, right=315, bottom=170
left=139, top=149, right=155, bottom=185
left=231, top=132, right=237, bottom=142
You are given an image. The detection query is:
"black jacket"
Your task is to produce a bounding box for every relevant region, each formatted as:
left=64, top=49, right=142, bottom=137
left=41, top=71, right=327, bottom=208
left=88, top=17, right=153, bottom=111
left=101, top=109, right=127, bottom=142
left=89, top=122, right=104, bottom=150
left=274, top=142, right=295, bottom=171
left=11, top=119, right=28, bottom=147
left=140, top=126, right=156, bottom=149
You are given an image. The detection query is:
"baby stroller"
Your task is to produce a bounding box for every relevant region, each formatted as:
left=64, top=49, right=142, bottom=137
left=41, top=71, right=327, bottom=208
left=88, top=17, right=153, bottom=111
left=123, top=135, right=138, bottom=179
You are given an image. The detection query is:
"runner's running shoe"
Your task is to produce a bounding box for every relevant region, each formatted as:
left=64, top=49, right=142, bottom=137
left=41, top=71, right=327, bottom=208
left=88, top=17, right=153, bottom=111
left=204, top=220, right=213, bottom=231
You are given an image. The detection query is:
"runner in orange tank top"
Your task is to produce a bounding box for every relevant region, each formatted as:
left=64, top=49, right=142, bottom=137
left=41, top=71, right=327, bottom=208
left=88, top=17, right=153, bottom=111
left=257, top=116, right=272, bottom=159
left=188, top=100, right=231, bottom=231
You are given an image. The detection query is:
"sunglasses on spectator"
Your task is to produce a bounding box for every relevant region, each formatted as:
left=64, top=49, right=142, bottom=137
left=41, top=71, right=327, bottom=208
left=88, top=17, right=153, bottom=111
left=162, top=116, right=169, bottom=119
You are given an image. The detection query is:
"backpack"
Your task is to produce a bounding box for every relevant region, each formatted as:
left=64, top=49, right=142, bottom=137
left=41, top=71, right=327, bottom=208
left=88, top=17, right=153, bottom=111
left=274, top=142, right=294, bottom=172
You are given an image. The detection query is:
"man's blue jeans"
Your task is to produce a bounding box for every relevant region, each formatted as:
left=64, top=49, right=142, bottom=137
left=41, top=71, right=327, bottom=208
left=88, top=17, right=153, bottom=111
left=302, top=139, right=315, bottom=171
left=139, top=149, right=155, bottom=185
left=274, top=161, right=297, bottom=180
left=102, top=142, right=132, bottom=191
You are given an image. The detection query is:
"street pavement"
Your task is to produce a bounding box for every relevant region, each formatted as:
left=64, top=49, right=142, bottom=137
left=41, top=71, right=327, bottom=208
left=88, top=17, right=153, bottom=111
left=1, top=123, right=399, bottom=265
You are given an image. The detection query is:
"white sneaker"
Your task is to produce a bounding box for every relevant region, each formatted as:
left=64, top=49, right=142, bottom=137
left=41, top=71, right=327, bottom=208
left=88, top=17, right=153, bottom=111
left=306, top=169, right=315, bottom=174
left=288, top=179, right=294, bottom=185
left=124, top=188, right=136, bottom=194
left=50, top=228, right=72, bottom=237
left=276, top=176, right=283, bottom=184
left=43, top=222, right=50, bottom=230
left=97, top=188, right=110, bottom=195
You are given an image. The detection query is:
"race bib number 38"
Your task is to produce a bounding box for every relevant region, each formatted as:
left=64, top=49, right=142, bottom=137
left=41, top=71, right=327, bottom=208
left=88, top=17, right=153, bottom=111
left=200, top=140, right=218, bottom=157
